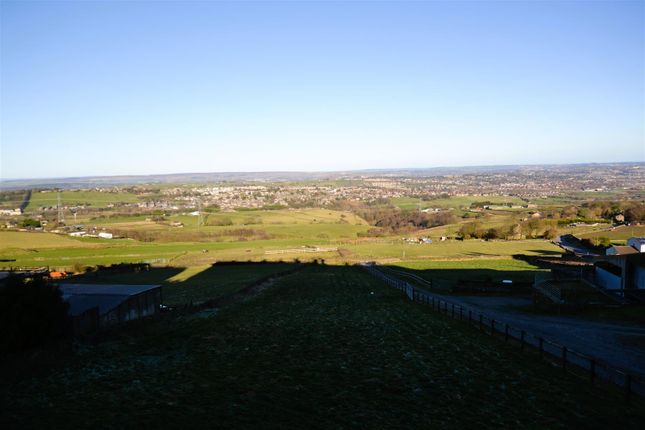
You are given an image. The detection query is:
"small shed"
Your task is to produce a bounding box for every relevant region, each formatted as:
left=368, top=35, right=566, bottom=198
left=60, top=283, right=162, bottom=332
left=606, top=245, right=639, bottom=256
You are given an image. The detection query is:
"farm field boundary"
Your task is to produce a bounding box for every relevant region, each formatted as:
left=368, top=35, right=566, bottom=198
left=363, top=264, right=645, bottom=402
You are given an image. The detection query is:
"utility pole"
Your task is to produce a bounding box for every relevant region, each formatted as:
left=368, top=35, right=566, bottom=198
left=197, top=199, right=203, bottom=230
left=57, top=192, right=64, bottom=225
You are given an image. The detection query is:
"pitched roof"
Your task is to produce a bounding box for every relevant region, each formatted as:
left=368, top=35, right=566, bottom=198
left=608, top=246, right=639, bottom=255
left=59, top=283, right=160, bottom=296
left=59, top=284, right=160, bottom=316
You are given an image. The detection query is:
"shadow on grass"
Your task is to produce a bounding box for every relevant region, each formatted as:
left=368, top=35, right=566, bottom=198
left=63, top=260, right=317, bottom=306
left=62, top=256, right=550, bottom=300
left=381, top=264, right=541, bottom=294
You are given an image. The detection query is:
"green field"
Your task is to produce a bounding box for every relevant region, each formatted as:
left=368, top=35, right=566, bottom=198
left=84, top=209, right=370, bottom=242
left=2, top=265, right=642, bottom=428
left=26, top=190, right=144, bottom=210
left=391, top=195, right=527, bottom=210
left=388, top=258, right=547, bottom=291
left=0, top=231, right=563, bottom=269
left=1, top=210, right=563, bottom=270
left=348, top=239, right=560, bottom=261
left=0, top=231, right=100, bottom=250
left=578, top=225, right=645, bottom=241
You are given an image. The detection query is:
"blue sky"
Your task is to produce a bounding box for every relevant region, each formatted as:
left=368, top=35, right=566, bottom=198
left=1, top=0, right=643, bottom=179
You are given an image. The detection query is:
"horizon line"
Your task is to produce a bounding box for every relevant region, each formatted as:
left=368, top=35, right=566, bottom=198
left=1, top=160, right=643, bottom=183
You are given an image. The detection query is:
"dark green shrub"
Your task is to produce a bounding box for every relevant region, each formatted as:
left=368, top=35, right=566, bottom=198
left=0, top=277, right=69, bottom=353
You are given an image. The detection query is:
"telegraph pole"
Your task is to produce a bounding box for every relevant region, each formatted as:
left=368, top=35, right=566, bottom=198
left=197, top=199, right=203, bottom=230
left=57, top=192, right=65, bottom=225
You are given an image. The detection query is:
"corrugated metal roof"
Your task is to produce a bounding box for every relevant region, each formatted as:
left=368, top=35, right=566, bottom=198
left=60, top=284, right=160, bottom=316
left=59, top=283, right=160, bottom=296
left=64, top=294, right=126, bottom=316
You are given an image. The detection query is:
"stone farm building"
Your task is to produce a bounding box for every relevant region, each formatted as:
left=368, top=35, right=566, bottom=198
left=60, top=283, right=161, bottom=334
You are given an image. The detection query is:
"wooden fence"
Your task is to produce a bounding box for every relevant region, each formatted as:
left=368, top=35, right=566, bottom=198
left=363, top=264, right=644, bottom=402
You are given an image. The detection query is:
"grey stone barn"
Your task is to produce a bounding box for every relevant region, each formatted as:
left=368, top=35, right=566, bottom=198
left=60, top=284, right=161, bottom=333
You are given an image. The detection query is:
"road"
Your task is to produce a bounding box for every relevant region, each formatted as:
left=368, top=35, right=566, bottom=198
left=437, top=294, right=645, bottom=379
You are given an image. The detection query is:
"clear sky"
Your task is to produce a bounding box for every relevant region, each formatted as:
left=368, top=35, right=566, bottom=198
left=1, top=0, right=643, bottom=179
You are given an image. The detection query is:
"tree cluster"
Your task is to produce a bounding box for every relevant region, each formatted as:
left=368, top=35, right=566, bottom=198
left=624, top=203, right=645, bottom=223
left=20, top=218, right=41, bottom=228
left=0, top=277, right=69, bottom=353
left=458, top=219, right=558, bottom=240
left=355, top=208, right=456, bottom=233
left=543, top=201, right=644, bottom=223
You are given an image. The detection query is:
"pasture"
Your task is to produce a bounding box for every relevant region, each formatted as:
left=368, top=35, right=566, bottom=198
left=578, top=225, right=645, bottom=241
left=346, top=239, right=561, bottom=261
left=2, top=265, right=642, bottom=428
left=391, top=195, right=526, bottom=210
left=0, top=231, right=99, bottom=250
left=0, top=206, right=565, bottom=270
left=87, top=209, right=371, bottom=241
left=26, top=190, right=144, bottom=210
left=0, top=231, right=563, bottom=269
left=388, top=258, right=547, bottom=291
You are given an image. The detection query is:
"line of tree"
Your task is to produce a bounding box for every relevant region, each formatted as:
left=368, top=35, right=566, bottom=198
left=354, top=207, right=457, bottom=233
left=543, top=201, right=644, bottom=223
left=459, top=219, right=558, bottom=240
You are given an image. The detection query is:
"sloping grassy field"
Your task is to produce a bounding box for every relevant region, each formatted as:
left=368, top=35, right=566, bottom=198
left=1, top=206, right=562, bottom=270
left=578, top=225, right=645, bottom=241
left=0, top=231, right=99, bottom=249
left=26, top=190, right=143, bottom=210
left=390, top=258, right=546, bottom=291
left=390, top=195, right=526, bottom=209
left=2, top=265, right=642, bottom=429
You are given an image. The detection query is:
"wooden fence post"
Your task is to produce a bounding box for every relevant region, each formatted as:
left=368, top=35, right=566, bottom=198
left=469, top=310, right=472, bottom=323
left=505, top=324, right=509, bottom=342
left=459, top=307, right=463, bottom=320
left=590, top=359, right=596, bottom=386
left=625, top=374, right=632, bottom=404
left=491, top=319, right=495, bottom=336
left=479, top=314, right=483, bottom=332
left=451, top=304, right=455, bottom=318
left=539, top=338, right=544, bottom=359
left=520, top=330, right=525, bottom=351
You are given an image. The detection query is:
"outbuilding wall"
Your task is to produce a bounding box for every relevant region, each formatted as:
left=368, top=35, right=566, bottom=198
left=101, top=288, right=161, bottom=327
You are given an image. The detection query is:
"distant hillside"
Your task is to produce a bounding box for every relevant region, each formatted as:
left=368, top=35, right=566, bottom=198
left=0, top=162, right=642, bottom=190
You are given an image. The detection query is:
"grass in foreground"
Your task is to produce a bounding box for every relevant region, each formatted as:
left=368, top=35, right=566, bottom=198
left=2, top=265, right=643, bottom=429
